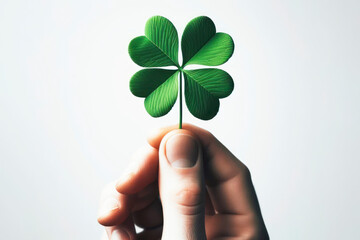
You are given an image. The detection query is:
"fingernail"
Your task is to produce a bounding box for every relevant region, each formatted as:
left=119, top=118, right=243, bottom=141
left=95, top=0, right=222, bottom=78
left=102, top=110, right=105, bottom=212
left=166, top=134, right=198, bottom=168
left=111, top=229, right=129, bottom=240
left=99, top=198, right=119, bottom=217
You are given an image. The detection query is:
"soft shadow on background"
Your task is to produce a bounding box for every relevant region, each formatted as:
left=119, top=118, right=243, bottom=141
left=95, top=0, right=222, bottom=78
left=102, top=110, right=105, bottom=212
left=1, top=0, right=359, bottom=239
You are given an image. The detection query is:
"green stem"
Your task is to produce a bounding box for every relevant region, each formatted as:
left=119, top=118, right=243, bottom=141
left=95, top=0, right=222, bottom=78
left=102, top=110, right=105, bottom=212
left=179, top=70, right=183, bottom=129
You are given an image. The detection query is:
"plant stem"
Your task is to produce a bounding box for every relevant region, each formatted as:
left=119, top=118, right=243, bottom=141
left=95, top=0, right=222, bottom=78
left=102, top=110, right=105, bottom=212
left=179, top=70, right=183, bottom=129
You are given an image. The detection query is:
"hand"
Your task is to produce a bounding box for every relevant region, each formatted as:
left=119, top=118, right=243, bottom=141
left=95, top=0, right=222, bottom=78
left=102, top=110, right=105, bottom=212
left=97, top=124, right=269, bottom=240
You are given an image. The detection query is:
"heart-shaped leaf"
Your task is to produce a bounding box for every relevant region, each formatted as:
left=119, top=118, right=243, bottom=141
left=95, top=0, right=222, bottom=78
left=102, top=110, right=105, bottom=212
left=128, top=16, right=235, bottom=127
left=183, top=69, right=233, bottom=120
left=130, top=69, right=179, bottom=117
left=129, top=16, right=179, bottom=67
left=181, top=16, right=234, bottom=67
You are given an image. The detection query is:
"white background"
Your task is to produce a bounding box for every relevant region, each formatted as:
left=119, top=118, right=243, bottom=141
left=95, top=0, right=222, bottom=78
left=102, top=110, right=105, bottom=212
left=1, top=0, right=359, bottom=239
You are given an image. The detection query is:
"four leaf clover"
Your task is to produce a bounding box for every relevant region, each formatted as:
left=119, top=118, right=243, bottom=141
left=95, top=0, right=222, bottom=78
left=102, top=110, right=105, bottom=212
left=128, top=16, right=234, bottom=128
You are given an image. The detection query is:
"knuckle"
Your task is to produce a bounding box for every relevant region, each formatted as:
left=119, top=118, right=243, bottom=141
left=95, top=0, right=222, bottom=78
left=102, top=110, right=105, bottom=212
left=241, top=227, right=269, bottom=240
left=240, top=215, right=269, bottom=240
left=241, top=164, right=251, bottom=180
left=203, top=129, right=216, bottom=142
left=174, top=182, right=204, bottom=216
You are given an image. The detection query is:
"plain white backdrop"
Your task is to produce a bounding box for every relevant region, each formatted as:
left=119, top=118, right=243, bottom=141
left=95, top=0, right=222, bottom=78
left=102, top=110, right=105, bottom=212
left=1, top=0, right=359, bottom=239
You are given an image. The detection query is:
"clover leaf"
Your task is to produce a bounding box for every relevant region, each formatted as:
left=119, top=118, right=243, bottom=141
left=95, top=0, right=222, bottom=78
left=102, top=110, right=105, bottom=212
left=129, top=16, right=234, bottom=128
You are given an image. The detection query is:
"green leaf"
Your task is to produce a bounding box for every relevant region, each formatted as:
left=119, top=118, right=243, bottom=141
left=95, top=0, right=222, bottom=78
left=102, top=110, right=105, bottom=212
left=184, top=69, right=234, bottom=98
left=128, top=16, right=179, bottom=67
left=181, top=16, right=234, bottom=67
left=130, top=69, right=179, bottom=117
left=183, top=69, right=234, bottom=120
left=128, top=16, right=235, bottom=124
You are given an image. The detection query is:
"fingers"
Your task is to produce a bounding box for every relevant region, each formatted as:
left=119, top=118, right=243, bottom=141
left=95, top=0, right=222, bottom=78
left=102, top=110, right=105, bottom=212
left=97, top=182, right=133, bottom=226
left=148, top=123, right=261, bottom=216
left=133, top=197, right=163, bottom=240
left=136, top=226, right=163, bottom=240
left=204, top=188, right=215, bottom=215
left=99, top=144, right=162, bottom=230
left=133, top=198, right=163, bottom=229
left=205, top=214, right=270, bottom=239
left=98, top=181, right=159, bottom=227
left=158, top=129, right=207, bottom=240
left=131, top=181, right=159, bottom=212
left=98, top=185, right=162, bottom=239
left=116, top=145, right=158, bottom=195
left=104, top=217, right=136, bottom=240
left=99, top=123, right=266, bottom=239
left=147, top=123, right=248, bottom=184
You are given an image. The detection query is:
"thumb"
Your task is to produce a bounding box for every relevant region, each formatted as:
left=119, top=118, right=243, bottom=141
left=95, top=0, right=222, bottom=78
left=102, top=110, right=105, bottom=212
left=158, top=129, right=206, bottom=240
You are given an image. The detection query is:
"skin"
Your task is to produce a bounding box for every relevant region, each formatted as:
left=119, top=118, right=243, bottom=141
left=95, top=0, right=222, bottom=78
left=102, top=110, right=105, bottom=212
left=97, top=124, right=269, bottom=240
